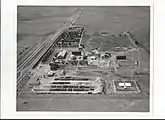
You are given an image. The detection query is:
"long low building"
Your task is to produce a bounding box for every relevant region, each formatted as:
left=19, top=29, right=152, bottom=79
left=32, top=76, right=104, bottom=94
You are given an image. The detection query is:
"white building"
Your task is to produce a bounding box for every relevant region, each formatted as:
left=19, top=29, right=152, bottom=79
left=87, top=56, right=98, bottom=65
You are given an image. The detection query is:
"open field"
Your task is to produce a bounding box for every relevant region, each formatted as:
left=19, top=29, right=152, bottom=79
left=17, top=6, right=150, bottom=52
left=75, top=6, right=150, bottom=50
left=17, top=94, right=149, bottom=112
left=17, top=6, right=150, bottom=112
left=17, top=7, right=77, bottom=55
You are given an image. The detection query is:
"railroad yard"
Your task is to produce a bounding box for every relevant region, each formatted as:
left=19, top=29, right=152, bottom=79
left=17, top=7, right=150, bottom=111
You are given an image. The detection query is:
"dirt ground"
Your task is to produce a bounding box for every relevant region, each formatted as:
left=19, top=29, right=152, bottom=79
left=75, top=6, right=150, bottom=49
left=17, top=6, right=150, bottom=54
left=17, top=94, right=149, bottom=112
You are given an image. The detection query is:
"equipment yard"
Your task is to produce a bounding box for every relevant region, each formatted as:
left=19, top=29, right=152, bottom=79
left=17, top=6, right=150, bottom=112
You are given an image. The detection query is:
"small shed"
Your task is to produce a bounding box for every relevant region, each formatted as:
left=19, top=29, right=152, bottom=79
left=116, top=55, right=126, bottom=60
left=72, top=51, right=82, bottom=56
left=47, top=71, right=55, bottom=77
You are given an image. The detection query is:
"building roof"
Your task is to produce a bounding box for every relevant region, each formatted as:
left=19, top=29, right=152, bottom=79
left=118, top=82, right=131, bottom=87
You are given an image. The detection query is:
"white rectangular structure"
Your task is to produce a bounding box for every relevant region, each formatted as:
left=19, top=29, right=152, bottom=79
left=118, top=82, right=132, bottom=87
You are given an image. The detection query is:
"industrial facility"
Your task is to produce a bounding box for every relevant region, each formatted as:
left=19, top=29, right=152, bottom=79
left=15, top=6, right=150, bottom=113
left=17, top=23, right=148, bottom=96
left=17, top=8, right=149, bottom=100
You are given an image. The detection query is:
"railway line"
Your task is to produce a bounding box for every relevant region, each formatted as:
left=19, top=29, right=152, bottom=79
left=17, top=8, right=82, bottom=92
left=17, top=34, right=54, bottom=68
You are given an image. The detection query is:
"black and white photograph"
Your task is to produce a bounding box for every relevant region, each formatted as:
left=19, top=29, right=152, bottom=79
left=1, top=0, right=165, bottom=119
left=16, top=6, right=150, bottom=112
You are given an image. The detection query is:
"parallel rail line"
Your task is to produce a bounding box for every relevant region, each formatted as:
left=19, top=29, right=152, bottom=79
left=17, top=9, right=82, bottom=92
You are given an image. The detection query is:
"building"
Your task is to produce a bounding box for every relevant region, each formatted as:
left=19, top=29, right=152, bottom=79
left=87, top=56, right=98, bottom=66
left=71, top=50, right=83, bottom=61
left=116, top=55, right=126, bottom=60
left=57, top=50, right=67, bottom=59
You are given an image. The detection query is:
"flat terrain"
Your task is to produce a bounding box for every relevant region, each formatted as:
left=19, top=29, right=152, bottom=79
left=17, top=6, right=150, bottom=54
left=17, top=94, right=149, bottom=112
left=17, top=7, right=77, bottom=55
left=17, top=6, right=150, bottom=112
left=75, top=6, right=150, bottom=50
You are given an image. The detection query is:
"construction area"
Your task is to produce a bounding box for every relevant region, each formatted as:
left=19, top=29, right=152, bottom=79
left=19, top=25, right=149, bottom=97
left=17, top=7, right=150, bottom=111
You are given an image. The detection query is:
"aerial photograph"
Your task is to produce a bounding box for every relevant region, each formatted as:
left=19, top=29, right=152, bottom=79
left=17, top=6, right=150, bottom=112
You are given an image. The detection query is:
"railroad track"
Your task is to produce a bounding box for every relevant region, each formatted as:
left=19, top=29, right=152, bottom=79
left=17, top=8, right=82, bottom=92
left=17, top=34, right=55, bottom=68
